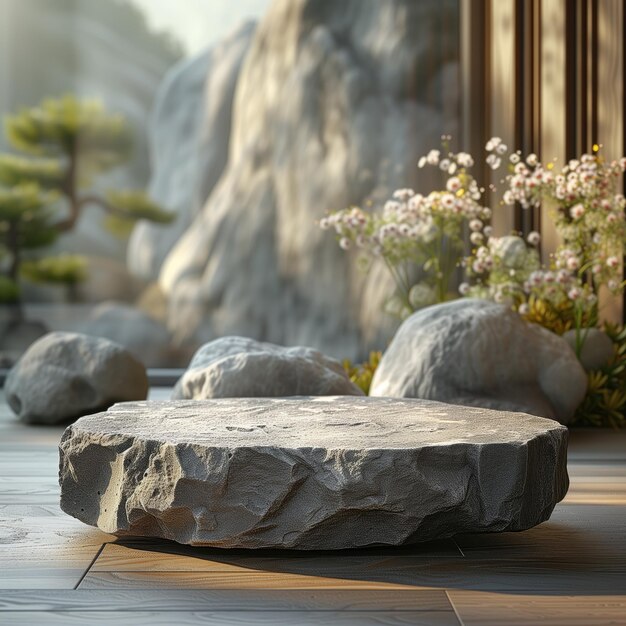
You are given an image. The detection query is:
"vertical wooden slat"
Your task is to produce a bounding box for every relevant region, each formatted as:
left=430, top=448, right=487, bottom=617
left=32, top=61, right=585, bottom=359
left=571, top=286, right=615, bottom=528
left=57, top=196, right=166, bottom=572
left=539, top=0, right=567, bottom=263
left=597, top=0, right=624, bottom=323
left=488, top=0, right=516, bottom=236
left=461, top=0, right=487, bottom=189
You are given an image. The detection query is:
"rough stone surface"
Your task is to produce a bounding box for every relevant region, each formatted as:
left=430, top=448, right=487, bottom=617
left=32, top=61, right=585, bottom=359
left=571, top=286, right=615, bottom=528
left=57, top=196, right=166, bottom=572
left=79, top=302, right=173, bottom=368
left=127, top=22, right=256, bottom=282
left=59, top=396, right=569, bottom=549
left=5, top=332, right=148, bottom=425
left=172, top=336, right=364, bottom=399
left=158, top=0, right=459, bottom=360
left=370, top=299, right=588, bottom=425
left=563, top=328, right=614, bottom=371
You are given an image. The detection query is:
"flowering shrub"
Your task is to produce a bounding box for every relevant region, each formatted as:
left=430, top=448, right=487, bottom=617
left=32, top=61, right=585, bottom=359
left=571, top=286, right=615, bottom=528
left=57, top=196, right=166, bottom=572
left=323, top=136, right=626, bottom=341
left=320, top=139, right=493, bottom=317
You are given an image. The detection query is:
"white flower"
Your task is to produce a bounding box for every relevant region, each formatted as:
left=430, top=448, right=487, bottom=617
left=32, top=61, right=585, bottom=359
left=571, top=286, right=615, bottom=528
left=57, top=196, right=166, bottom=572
left=503, top=190, right=515, bottom=205
left=472, top=259, right=486, bottom=273
left=510, top=153, right=521, bottom=164
left=319, top=217, right=330, bottom=230
left=446, top=176, right=462, bottom=192
left=569, top=204, right=585, bottom=219
left=608, top=279, right=619, bottom=290
left=485, top=137, right=502, bottom=151
left=592, top=264, right=602, bottom=275
left=448, top=162, right=457, bottom=175
left=456, top=152, right=474, bottom=168
left=557, top=269, right=571, bottom=283
left=483, top=225, right=493, bottom=237
left=496, top=143, right=508, bottom=155
left=426, top=149, right=440, bottom=165
left=339, top=237, right=351, bottom=250
left=607, top=256, right=620, bottom=269
left=568, top=287, right=582, bottom=300
left=439, top=158, right=451, bottom=171
left=440, top=193, right=455, bottom=209
left=459, top=282, right=471, bottom=295
left=526, top=153, right=538, bottom=167
left=469, top=219, right=483, bottom=232
left=486, top=154, right=501, bottom=170
left=526, top=231, right=541, bottom=246
left=393, top=188, right=414, bottom=201
left=518, top=303, right=530, bottom=315
left=470, top=232, right=484, bottom=245
left=418, top=156, right=427, bottom=168
left=566, top=256, right=581, bottom=271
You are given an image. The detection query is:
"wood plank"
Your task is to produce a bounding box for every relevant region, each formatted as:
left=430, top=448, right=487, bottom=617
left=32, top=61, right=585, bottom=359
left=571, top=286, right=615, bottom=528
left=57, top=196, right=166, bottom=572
left=597, top=0, right=624, bottom=324
left=0, top=611, right=460, bottom=626
left=92, top=542, right=462, bottom=573
left=0, top=589, right=453, bottom=612
left=79, top=571, right=428, bottom=590
left=539, top=0, right=566, bottom=261
left=447, top=591, right=626, bottom=626
left=456, top=504, right=626, bottom=569
left=487, top=0, right=517, bottom=236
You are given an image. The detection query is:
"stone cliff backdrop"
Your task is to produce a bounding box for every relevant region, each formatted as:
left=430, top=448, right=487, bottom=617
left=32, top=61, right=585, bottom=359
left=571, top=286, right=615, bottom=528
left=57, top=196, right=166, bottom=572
left=130, top=0, right=460, bottom=361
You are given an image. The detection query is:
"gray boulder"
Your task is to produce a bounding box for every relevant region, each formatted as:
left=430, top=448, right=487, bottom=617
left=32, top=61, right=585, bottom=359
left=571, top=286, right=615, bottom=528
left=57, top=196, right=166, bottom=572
left=563, top=328, right=614, bottom=371
left=158, top=0, right=459, bottom=360
left=127, top=22, right=256, bottom=282
left=5, top=332, right=148, bottom=425
left=172, top=336, right=364, bottom=399
left=78, top=302, right=173, bottom=368
left=59, top=396, right=569, bottom=549
left=370, top=299, right=588, bottom=424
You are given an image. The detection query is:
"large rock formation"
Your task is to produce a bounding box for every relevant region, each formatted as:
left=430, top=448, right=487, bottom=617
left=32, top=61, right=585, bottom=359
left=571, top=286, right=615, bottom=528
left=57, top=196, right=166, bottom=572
left=370, top=299, right=588, bottom=424
left=157, top=0, right=459, bottom=360
left=127, top=22, right=256, bottom=281
left=59, top=396, right=569, bottom=549
left=5, top=332, right=148, bottom=425
left=172, top=336, right=363, bottom=399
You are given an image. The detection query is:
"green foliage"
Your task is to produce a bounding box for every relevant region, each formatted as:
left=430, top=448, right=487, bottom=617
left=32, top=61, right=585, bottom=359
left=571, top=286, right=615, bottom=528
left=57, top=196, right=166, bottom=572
left=0, top=95, right=174, bottom=303
left=343, top=352, right=382, bottom=395
left=21, top=254, right=87, bottom=285
left=4, top=96, right=133, bottom=170
left=0, top=183, right=59, bottom=249
left=0, top=154, right=65, bottom=189
left=106, top=190, right=175, bottom=224
left=573, top=323, right=626, bottom=429
left=0, top=276, right=20, bottom=303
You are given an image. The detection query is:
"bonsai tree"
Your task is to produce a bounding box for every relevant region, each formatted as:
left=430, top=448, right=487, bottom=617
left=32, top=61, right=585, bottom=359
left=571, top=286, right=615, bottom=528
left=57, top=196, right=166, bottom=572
left=0, top=95, right=173, bottom=235
left=0, top=183, right=85, bottom=319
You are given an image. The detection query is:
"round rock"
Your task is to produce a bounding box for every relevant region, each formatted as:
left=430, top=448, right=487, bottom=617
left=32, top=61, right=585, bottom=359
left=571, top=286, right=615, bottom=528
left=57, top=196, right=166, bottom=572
left=172, top=336, right=364, bottom=399
left=370, top=299, right=588, bottom=424
left=59, top=396, right=569, bottom=549
left=6, top=332, right=148, bottom=425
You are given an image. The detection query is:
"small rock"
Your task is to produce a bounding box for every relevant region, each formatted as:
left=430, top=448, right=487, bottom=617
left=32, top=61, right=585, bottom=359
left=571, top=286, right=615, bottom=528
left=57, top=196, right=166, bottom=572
left=5, top=332, right=148, bottom=425
left=370, top=299, right=588, bottom=424
left=172, top=336, right=364, bottom=399
left=562, top=328, right=614, bottom=371
left=59, top=396, right=569, bottom=548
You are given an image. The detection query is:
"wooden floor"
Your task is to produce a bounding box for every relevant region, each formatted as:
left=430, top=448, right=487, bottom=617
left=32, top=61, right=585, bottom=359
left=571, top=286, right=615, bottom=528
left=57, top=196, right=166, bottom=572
left=1, top=389, right=625, bottom=625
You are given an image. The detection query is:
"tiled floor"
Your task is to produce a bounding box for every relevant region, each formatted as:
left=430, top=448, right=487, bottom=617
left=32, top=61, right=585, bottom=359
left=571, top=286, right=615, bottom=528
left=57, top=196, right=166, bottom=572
left=0, top=390, right=625, bottom=625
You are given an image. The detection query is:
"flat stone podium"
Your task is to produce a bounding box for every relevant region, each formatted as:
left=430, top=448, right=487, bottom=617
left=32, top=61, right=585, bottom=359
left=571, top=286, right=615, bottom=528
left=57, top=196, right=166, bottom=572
left=59, top=397, right=569, bottom=549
